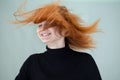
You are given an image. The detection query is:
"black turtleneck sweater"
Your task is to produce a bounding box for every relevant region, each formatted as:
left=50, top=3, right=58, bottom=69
left=15, top=44, right=102, bottom=80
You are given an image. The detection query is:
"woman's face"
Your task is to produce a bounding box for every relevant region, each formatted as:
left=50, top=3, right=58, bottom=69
left=36, top=21, right=65, bottom=44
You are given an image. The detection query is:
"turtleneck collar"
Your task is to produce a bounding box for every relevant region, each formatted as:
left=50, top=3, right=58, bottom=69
left=45, top=42, right=72, bottom=54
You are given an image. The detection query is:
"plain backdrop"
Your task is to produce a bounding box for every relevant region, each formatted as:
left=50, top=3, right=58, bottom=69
left=0, top=0, right=120, bottom=80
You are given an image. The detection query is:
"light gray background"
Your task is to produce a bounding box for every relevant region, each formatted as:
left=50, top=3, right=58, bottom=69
left=0, top=0, right=120, bottom=80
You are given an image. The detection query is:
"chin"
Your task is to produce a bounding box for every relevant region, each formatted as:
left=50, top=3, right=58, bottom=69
left=41, top=40, right=51, bottom=44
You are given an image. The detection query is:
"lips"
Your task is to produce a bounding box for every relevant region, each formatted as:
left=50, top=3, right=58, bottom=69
left=41, top=33, right=51, bottom=37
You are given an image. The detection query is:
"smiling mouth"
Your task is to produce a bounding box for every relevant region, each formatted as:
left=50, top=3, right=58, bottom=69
left=41, top=33, right=51, bottom=37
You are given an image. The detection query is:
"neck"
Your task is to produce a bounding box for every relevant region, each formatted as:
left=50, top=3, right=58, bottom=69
left=46, top=38, right=65, bottom=49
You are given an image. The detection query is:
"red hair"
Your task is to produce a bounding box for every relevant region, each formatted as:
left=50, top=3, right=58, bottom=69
left=13, top=2, right=100, bottom=50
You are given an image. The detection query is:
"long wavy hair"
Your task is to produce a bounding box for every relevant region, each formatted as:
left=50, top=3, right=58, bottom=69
left=13, top=2, right=100, bottom=50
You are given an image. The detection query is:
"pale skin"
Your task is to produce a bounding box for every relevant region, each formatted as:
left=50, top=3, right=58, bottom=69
left=36, top=21, right=65, bottom=49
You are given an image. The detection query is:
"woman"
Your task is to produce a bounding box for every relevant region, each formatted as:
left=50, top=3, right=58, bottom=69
left=14, top=2, right=102, bottom=80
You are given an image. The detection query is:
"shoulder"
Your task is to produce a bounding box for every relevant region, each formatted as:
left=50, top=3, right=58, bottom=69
left=20, top=53, right=43, bottom=68
left=71, top=49, right=92, bottom=57
left=28, top=53, right=44, bottom=59
left=24, top=53, right=43, bottom=63
left=28, top=53, right=40, bottom=58
left=70, top=49, right=94, bottom=61
left=72, top=51, right=98, bottom=67
left=75, top=51, right=97, bottom=66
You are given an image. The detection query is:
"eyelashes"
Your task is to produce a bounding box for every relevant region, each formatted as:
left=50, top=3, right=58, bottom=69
left=37, top=21, right=51, bottom=28
left=38, top=24, right=42, bottom=27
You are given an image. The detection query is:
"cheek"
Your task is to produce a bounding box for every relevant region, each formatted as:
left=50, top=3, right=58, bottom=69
left=36, top=27, right=43, bottom=34
left=52, top=32, right=63, bottom=39
left=36, top=27, right=41, bottom=33
left=36, top=28, right=41, bottom=38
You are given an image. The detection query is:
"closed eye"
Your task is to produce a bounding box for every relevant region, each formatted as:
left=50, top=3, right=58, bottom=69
left=38, top=24, right=42, bottom=27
